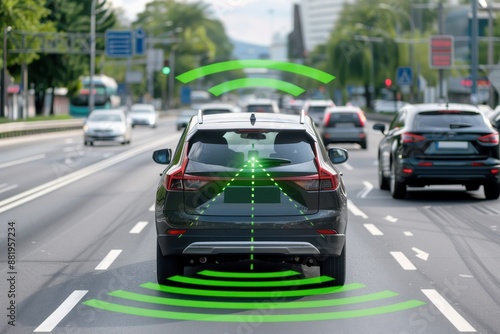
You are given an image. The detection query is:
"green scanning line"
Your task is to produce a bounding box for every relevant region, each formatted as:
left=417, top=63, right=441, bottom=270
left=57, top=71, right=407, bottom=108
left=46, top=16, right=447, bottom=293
left=208, top=78, right=305, bottom=97
left=176, top=60, right=335, bottom=84
left=108, top=290, right=399, bottom=310
left=197, top=270, right=300, bottom=279
left=168, top=275, right=333, bottom=287
left=141, top=282, right=365, bottom=298
left=82, top=299, right=426, bottom=322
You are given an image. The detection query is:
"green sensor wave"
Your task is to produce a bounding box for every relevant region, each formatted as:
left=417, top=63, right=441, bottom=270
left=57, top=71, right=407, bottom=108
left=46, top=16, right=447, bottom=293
left=175, top=60, right=336, bottom=97
left=168, top=275, right=333, bottom=287
left=140, top=282, right=365, bottom=298
left=197, top=270, right=300, bottom=279
left=108, top=289, right=399, bottom=309
left=82, top=299, right=426, bottom=322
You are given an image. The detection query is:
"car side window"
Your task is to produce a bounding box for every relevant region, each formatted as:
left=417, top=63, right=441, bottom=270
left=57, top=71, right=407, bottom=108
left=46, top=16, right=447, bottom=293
left=389, top=110, right=407, bottom=131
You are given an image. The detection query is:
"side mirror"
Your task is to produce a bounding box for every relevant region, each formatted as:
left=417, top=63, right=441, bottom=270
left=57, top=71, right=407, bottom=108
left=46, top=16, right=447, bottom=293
left=152, top=149, right=171, bottom=164
left=328, top=148, right=348, bottom=164
left=373, top=123, right=386, bottom=134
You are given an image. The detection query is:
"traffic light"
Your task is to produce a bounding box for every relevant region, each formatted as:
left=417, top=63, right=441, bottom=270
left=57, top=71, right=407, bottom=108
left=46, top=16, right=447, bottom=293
left=162, top=59, right=171, bottom=75
left=384, top=78, right=392, bottom=89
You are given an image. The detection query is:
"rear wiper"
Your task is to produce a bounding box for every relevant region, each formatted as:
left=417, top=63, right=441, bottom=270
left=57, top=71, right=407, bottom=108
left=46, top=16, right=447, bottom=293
left=252, top=157, right=292, bottom=165
left=449, top=123, right=472, bottom=129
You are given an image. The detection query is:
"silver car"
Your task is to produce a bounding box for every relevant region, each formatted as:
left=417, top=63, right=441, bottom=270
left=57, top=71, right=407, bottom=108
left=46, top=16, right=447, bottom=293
left=128, top=103, right=158, bottom=128
left=83, top=109, right=132, bottom=146
left=320, top=105, right=368, bottom=149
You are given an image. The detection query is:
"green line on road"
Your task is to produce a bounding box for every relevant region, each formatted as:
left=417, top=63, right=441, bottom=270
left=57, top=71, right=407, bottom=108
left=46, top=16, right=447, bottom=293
left=167, top=275, right=333, bottom=287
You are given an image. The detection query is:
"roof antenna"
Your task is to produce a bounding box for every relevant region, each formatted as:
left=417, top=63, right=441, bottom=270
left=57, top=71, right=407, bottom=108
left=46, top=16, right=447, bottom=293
left=250, top=113, right=256, bottom=126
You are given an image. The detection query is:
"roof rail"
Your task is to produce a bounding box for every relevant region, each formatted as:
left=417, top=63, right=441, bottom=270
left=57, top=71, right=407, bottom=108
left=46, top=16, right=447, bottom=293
left=197, top=109, right=203, bottom=124
left=299, top=109, right=306, bottom=124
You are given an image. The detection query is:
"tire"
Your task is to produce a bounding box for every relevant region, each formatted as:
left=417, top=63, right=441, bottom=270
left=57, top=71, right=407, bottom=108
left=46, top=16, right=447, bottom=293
left=319, top=244, right=346, bottom=286
left=390, top=163, right=406, bottom=199
left=84, top=141, right=88, bottom=146
left=156, top=242, right=183, bottom=285
left=484, top=184, right=500, bottom=200
left=360, top=141, right=367, bottom=150
left=378, top=157, right=390, bottom=190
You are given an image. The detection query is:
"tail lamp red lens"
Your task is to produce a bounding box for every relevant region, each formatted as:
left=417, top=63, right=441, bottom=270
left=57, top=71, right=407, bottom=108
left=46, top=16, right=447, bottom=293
left=478, top=133, right=499, bottom=145
left=167, top=229, right=187, bottom=235
left=316, top=229, right=338, bottom=235
left=402, top=132, right=426, bottom=143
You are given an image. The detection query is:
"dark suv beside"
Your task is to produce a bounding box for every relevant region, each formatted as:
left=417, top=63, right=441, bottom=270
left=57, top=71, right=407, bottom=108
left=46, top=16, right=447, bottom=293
left=373, top=103, right=500, bottom=199
left=152, top=111, right=349, bottom=285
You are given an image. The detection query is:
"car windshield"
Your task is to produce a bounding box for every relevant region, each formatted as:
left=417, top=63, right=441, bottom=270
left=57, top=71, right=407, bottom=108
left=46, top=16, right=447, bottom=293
left=187, top=130, right=315, bottom=168
left=88, top=114, right=122, bottom=122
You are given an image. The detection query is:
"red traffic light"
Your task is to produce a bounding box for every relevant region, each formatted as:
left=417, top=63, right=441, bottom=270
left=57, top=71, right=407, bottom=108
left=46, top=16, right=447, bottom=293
left=384, top=78, right=392, bottom=88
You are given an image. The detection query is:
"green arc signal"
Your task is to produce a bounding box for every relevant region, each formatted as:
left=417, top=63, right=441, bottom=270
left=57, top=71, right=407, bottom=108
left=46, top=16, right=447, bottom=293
left=209, top=78, right=305, bottom=97
left=176, top=60, right=336, bottom=96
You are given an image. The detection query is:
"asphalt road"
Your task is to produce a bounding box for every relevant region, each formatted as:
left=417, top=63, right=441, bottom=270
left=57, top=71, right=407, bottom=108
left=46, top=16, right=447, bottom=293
left=1, top=115, right=499, bottom=333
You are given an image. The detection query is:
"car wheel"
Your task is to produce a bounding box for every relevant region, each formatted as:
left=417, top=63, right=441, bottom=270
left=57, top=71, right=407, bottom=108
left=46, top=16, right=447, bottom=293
left=484, top=184, right=500, bottom=200
left=319, top=244, right=346, bottom=286
left=378, top=157, right=390, bottom=190
left=360, top=141, right=367, bottom=150
left=156, top=242, right=183, bottom=285
left=84, top=141, right=88, bottom=146
left=390, top=163, right=406, bottom=199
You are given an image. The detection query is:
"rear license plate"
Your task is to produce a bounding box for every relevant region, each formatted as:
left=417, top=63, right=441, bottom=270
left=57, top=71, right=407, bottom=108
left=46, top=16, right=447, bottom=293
left=437, top=141, right=468, bottom=149
left=224, top=187, right=281, bottom=203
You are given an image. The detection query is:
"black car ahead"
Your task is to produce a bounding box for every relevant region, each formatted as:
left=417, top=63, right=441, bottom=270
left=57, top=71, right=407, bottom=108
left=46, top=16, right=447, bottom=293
left=152, top=111, right=349, bottom=286
left=373, top=103, right=500, bottom=200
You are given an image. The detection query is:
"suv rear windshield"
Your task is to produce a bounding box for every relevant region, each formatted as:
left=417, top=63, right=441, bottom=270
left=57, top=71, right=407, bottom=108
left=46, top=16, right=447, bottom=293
left=308, top=106, right=327, bottom=114
left=326, top=112, right=361, bottom=127
left=187, top=130, right=316, bottom=170
left=414, top=111, right=487, bottom=130
left=246, top=105, right=274, bottom=113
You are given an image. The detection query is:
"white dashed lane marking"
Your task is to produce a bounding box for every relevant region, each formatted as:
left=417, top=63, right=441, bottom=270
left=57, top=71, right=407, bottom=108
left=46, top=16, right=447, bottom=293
left=363, top=223, right=384, bottom=236
left=129, top=221, right=148, bottom=234
left=94, top=249, right=122, bottom=270
left=347, top=200, right=368, bottom=219
left=34, top=290, right=88, bottom=332
left=390, top=251, right=417, bottom=270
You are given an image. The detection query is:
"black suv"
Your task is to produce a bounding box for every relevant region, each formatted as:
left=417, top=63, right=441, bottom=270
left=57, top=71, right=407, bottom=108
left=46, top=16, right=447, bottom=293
left=373, top=103, right=500, bottom=199
left=152, top=111, right=349, bottom=285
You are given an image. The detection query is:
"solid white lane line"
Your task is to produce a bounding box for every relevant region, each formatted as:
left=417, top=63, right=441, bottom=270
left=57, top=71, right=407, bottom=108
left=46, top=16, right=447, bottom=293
left=34, top=290, right=88, bottom=332
left=129, top=221, right=148, bottom=234
left=347, top=200, right=368, bottom=219
left=404, top=231, right=414, bottom=236
left=0, top=154, right=46, bottom=169
left=0, top=184, right=18, bottom=194
left=95, top=249, right=122, bottom=270
left=421, top=289, right=476, bottom=332
left=390, top=251, right=417, bottom=270
left=357, top=181, right=374, bottom=198
left=0, top=134, right=179, bottom=214
left=149, top=203, right=155, bottom=211
left=363, top=223, right=384, bottom=236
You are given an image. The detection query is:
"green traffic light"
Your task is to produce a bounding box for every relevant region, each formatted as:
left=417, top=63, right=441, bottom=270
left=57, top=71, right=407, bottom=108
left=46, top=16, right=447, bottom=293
left=162, top=67, right=171, bottom=75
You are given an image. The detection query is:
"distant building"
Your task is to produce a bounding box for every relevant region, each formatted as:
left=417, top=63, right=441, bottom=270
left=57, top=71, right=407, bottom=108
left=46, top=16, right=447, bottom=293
left=300, top=0, right=354, bottom=52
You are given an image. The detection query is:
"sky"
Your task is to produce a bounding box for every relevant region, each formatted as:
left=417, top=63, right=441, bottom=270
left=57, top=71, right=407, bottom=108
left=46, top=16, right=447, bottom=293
left=110, top=0, right=296, bottom=46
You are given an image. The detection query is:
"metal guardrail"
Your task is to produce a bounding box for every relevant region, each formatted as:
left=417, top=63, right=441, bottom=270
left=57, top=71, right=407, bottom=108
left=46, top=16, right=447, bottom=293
left=0, top=119, right=84, bottom=139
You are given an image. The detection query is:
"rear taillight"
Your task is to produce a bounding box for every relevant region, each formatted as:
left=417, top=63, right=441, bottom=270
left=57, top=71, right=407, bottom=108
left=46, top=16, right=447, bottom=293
left=402, top=132, right=426, bottom=143
left=316, top=229, right=338, bottom=235
left=291, top=168, right=340, bottom=191
left=478, top=132, right=499, bottom=144
left=167, top=229, right=187, bottom=235
left=357, top=112, right=366, bottom=127
left=323, top=113, right=331, bottom=126
left=164, top=167, right=183, bottom=190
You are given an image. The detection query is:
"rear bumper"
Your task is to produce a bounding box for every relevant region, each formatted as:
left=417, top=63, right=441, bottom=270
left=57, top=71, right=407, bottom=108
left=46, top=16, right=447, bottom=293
left=157, top=229, right=346, bottom=259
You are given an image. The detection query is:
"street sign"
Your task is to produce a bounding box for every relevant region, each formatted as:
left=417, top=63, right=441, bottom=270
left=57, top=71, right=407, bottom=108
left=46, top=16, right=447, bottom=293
left=105, top=30, right=133, bottom=58
left=147, top=49, right=164, bottom=71
left=429, top=35, right=454, bottom=69
left=135, top=28, right=146, bottom=55
left=396, top=67, right=413, bottom=86
left=125, top=70, right=143, bottom=84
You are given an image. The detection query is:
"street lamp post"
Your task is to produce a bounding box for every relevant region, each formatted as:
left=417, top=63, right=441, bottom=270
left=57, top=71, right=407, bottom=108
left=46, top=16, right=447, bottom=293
left=472, top=0, right=479, bottom=105
left=89, top=0, right=97, bottom=113
left=1, top=26, right=12, bottom=119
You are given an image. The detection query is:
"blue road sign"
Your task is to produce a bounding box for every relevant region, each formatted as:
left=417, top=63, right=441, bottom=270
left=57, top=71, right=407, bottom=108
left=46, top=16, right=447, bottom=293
left=135, top=28, right=146, bottom=55
left=105, top=30, right=133, bottom=58
left=396, top=67, right=413, bottom=86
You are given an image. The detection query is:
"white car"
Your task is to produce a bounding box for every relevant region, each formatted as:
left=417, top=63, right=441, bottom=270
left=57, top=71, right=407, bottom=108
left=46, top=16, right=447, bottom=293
left=198, top=103, right=240, bottom=114
left=303, top=99, right=335, bottom=125
left=83, top=109, right=132, bottom=146
left=243, top=99, right=280, bottom=113
left=129, top=103, right=158, bottom=128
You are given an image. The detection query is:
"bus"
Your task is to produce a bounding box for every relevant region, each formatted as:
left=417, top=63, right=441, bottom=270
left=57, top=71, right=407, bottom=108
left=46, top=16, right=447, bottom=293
left=69, top=75, right=121, bottom=117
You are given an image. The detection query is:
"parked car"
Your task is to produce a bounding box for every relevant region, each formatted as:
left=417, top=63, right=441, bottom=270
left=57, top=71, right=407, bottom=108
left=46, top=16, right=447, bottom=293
left=303, top=99, right=335, bottom=126
left=83, top=109, right=132, bottom=146
left=128, top=103, right=158, bottom=128
left=373, top=103, right=500, bottom=199
left=243, top=99, right=280, bottom=113
left=320, top=105, right=367, bottom=149
left=175, top=109, right=198, bottom=131
left=152, top=111, right=349, bottom=286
